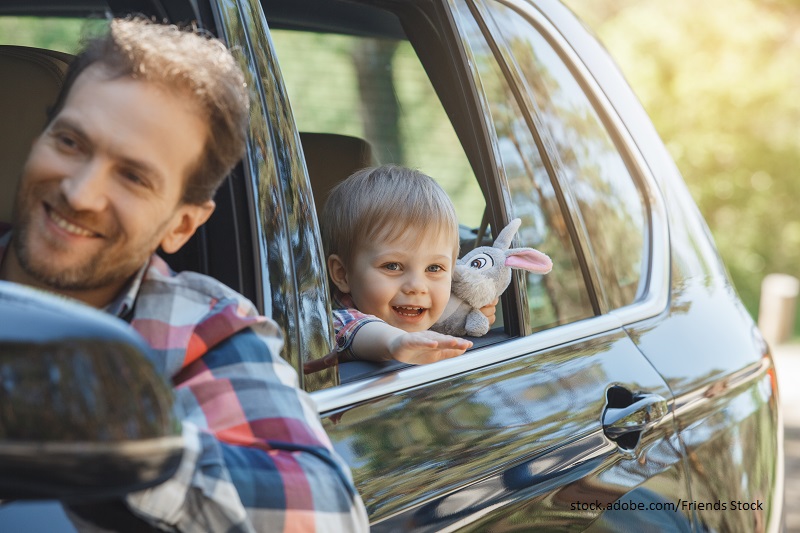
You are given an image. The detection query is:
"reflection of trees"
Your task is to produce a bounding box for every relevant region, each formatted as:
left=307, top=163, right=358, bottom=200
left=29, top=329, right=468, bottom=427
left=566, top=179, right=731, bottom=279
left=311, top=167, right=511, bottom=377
left=467, top=24, right=594, bottom=328
left=0, top=341, right=175, bottom=442
left=325, top=339, right=618, bottom=519
left=495, top=8, right=647, bottom=310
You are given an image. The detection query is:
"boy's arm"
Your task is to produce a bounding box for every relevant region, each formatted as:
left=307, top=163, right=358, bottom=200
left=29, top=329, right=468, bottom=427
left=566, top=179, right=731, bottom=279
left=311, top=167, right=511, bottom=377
left=333, top=307, right=472, bottom=364
left=350, top=321, right=472, bottom=364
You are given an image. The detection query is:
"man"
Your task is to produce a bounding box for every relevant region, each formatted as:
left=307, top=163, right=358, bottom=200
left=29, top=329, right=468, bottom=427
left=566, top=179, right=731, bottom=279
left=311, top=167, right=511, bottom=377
left=0, top=18, right=369, bottom=532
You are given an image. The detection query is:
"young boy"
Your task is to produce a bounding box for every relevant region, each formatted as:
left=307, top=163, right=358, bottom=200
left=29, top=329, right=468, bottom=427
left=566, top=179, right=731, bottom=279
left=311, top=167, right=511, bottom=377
left=322, top=165, right=491, bottom=365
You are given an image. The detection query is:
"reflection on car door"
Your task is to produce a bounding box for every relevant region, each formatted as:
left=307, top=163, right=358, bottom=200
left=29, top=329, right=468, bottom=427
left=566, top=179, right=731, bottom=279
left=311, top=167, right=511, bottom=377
left=323, top=328, right=692, bottom=530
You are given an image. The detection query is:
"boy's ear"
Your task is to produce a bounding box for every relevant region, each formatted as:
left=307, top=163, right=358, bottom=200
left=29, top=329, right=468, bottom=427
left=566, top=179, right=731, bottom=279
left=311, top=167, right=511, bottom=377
left=327, top=254, right=351, bottom=293
left=160, top=200, right=215, bottom=254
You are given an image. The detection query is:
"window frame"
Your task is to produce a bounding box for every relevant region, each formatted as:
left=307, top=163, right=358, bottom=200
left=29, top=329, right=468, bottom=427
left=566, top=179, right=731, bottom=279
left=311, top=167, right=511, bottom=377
left=469, top=0, right=657, bottom=316
left=308, top=0, right=666, bottom=413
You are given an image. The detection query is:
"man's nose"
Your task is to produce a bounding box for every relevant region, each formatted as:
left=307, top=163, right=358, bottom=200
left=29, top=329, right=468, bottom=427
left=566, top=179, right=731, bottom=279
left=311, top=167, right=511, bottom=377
left=59, top=159, right=110, bottom=212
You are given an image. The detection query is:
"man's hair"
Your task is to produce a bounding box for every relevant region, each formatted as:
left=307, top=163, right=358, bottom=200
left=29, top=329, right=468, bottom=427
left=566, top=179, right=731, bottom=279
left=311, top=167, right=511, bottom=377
left=49, top=17, right=249, bottom=205
left=322, top=165, right=460, bottom=266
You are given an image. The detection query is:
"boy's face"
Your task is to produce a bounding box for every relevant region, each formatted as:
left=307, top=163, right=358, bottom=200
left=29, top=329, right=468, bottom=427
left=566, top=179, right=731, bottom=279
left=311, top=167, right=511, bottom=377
left=332, top=228, right=455, bottom=332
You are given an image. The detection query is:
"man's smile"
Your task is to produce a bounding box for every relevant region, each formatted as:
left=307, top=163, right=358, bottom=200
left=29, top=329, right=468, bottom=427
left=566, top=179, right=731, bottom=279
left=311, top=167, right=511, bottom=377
left=44, top=203, right=102, bottom=238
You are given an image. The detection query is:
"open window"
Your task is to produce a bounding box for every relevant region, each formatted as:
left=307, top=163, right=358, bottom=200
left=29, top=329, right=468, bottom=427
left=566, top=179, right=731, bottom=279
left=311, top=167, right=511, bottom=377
left=266, top=1, right=514, bottom=368
left=265, top=0, right=609, bottom=385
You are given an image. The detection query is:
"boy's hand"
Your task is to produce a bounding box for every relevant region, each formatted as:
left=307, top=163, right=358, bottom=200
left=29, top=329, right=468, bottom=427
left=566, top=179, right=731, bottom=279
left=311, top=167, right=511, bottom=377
left=388, top=331, right=473, bottom=365
left=479, top=298, right=499, bottom=326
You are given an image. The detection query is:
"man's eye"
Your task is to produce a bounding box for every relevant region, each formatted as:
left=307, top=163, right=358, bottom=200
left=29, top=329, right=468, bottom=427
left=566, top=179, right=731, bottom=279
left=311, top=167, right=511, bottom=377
left=123, top=172, right=143, bottom=185
left=383, top=262, right=401, bottom=271
left=55, top=133, right=79, bottom=151
left=121, top=170, right=149, bottom=188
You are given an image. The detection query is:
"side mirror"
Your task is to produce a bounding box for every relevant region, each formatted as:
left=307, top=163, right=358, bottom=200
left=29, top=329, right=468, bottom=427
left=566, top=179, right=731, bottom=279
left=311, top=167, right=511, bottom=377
left=0, top=281, right=183, bottom=502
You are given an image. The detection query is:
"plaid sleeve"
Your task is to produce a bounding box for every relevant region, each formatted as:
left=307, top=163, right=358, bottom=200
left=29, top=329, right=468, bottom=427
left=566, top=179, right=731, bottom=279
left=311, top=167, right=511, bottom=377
left=332, top=307, right=382, bottom=356
left=127, top=297, right=369, bottom=532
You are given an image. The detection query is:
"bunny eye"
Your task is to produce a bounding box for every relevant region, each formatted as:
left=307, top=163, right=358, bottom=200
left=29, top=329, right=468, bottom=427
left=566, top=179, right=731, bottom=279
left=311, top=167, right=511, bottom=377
left=469, top=253, right=494, bottom=270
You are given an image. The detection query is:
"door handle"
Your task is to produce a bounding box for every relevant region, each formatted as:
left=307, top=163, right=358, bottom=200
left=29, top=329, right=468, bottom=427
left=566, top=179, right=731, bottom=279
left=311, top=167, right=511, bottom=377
left=602, top=388, right=667, bottom=449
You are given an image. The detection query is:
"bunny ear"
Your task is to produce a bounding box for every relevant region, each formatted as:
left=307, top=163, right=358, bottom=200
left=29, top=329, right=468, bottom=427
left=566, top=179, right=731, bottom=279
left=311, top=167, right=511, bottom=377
left=493, top=218, right=522, bottom=250
left=505, top=248, right=553, bottom=274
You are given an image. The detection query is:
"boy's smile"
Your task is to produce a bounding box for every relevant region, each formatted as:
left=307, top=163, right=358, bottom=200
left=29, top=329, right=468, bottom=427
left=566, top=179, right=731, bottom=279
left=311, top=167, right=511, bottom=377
left=331, top=228, right=455, bottom=332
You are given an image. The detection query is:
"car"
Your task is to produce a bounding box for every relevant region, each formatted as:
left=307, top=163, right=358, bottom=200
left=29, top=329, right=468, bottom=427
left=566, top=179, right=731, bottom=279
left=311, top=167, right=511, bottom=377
left=0, top=0, right=784, bottom=531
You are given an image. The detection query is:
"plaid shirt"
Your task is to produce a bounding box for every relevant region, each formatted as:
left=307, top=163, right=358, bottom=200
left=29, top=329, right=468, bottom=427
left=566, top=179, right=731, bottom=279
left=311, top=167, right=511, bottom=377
left=0, top=227, right=369, bottom=532
left=331, top=292, right=381, bottom=359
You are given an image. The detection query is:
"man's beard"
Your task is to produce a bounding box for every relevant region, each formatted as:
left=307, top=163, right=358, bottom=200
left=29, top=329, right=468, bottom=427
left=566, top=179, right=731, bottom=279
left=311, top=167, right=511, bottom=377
left=11, top=186, right=153, bottom=293
left=12, top=222, right=136, bottom=292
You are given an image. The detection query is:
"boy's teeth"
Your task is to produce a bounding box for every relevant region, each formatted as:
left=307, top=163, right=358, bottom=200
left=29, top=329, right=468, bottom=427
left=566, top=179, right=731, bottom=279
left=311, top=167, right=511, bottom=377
left=394, top=306, right=424, bottom=316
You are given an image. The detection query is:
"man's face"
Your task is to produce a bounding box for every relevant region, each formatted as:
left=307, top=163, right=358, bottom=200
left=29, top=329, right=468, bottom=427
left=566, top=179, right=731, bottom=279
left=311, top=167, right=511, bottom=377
left=333, top=227, right=455, bottom=332
left=10, top=65, right=211, bottom=300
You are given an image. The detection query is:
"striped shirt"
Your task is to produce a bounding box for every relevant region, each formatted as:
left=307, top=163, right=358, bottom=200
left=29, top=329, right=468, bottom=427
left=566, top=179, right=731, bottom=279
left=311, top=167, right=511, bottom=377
left=0, top=227, right=369, bottom=532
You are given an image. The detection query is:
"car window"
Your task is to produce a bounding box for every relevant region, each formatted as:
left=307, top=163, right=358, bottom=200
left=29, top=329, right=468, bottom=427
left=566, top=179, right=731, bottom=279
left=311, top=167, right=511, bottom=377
left=479, top=0, right=649, bottom=310
left=270, top=29, right=486, bottom=228
left=451, top=1, right=594, bottom=330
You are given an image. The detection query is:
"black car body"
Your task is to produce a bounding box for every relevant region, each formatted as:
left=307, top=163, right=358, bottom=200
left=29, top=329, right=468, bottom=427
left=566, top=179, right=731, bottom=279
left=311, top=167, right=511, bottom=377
left=0, top=0, right=783, bottom=531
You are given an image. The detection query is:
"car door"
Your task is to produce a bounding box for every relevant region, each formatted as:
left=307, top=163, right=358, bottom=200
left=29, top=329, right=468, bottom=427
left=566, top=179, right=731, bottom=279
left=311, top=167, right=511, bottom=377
left=517, top=2, right=784, bottom=532
left=246, top=0, right=698, bottom=529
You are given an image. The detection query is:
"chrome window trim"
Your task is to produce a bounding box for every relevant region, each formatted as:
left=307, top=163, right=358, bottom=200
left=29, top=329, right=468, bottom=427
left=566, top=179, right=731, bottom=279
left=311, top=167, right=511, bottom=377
left=216, top=0, right=338, bottom=389
left=213, top=0, right=274, bottom=319
left=311, top=0, right=669, bottom=414
left=314, top=314, right=627, bottom=413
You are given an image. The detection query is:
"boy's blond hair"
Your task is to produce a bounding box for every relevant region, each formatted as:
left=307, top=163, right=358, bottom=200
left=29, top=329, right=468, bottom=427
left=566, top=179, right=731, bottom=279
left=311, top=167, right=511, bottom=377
left=322, top=165, right=460, bottom=267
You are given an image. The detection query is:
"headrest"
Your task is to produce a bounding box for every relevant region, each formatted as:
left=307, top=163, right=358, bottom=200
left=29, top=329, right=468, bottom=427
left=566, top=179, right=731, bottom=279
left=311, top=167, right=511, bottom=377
left=299, top=132, right=374, bottom=224
left=0, top=46, right=71, bottom=223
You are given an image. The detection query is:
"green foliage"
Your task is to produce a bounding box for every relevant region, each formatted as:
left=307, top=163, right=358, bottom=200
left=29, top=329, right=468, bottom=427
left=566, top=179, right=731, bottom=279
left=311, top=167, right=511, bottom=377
left=563, top=0, right=800, bottom=330
left=271, top=30, right=484, bottom=227
left=0, top=16, right=107, bottom=53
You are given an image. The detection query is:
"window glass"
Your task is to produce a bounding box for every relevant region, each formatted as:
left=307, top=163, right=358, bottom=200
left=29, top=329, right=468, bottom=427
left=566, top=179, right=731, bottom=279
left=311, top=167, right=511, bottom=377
left=452, top=1, right=594, bottom=330
left=0, top=17, right=107, bottom=52
left=270, top=30, right=485, bottom=228
left=484, top=1, right=648, bottom=309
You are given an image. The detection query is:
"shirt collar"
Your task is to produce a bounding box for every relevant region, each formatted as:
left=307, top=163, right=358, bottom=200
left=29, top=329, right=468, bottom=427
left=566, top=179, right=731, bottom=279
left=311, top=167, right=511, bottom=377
left=333, top=289, right=357, bottom=310
left=104, top=259, right=150, bottom=319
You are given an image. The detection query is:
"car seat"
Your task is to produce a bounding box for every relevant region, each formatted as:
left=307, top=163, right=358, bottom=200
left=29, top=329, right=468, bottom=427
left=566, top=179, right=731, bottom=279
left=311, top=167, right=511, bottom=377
left=0, top=46, right=71, bottom=223
left=299, top=132, right=374, bottom=225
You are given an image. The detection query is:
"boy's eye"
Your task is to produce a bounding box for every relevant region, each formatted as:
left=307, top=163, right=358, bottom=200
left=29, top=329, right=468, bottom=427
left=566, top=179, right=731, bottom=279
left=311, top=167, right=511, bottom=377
left=426, top=264, right=444, bottom=273
left=383, top=262, right=401, bottom=271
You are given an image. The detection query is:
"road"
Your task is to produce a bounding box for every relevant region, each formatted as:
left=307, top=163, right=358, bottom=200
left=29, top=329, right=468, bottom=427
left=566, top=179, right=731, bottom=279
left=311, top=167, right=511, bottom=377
left=773, top=342, right=800, bottom=532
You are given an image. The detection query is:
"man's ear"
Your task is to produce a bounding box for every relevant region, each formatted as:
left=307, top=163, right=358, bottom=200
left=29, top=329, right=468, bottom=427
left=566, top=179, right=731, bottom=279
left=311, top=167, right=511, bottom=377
left=327, top=254, right=351, bottom=293
left=160, top=200, right=215, bottom=254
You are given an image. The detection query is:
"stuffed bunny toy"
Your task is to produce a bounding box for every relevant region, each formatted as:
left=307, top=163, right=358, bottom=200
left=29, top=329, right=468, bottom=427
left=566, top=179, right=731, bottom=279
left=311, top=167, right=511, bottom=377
left=431, top=218, right=552, bottom=337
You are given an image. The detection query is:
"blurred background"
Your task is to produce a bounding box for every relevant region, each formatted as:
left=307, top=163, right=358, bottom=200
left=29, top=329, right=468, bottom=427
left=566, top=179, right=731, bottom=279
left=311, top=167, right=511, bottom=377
left=3, top=0, right=798, bottom=336
left=562, top=0, right=800, bottom=338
